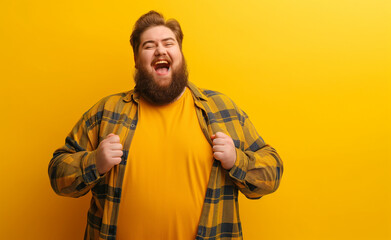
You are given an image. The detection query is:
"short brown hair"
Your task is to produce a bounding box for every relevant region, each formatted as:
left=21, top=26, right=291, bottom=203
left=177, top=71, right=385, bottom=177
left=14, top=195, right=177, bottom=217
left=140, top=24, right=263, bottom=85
left=130, top=11, right=184, bottom=58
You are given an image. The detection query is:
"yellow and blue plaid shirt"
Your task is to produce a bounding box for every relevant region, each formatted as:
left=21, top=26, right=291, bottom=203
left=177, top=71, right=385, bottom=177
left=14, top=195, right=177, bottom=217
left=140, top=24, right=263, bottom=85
left=49, top=82, right=283, bottom=240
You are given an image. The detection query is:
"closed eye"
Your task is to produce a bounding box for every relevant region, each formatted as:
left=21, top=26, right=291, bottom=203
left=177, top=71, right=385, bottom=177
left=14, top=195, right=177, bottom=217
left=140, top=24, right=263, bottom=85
left=163, top=38, right=176, bottom=47
left=144, top=44, right=155, bottom=49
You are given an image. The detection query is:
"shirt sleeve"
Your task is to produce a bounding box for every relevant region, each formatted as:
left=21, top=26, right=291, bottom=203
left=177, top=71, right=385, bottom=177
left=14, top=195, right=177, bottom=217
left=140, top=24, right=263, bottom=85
left=48, top=112, right=102, bottom=198
left=228, top=115, right=283, bottom=199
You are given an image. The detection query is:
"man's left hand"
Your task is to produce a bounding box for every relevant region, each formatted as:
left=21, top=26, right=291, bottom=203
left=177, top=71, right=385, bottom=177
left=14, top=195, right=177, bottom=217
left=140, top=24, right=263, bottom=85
left=211, top=132, right=237, bottom=170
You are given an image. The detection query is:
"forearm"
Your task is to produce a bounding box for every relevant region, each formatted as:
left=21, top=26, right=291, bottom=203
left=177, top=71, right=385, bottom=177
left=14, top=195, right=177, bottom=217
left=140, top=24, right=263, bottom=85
left=48, top=112, right=101, bottom=198
left=226, top=111, right=283, bottom=199
left=48, top=148, right=101, bottom=198
left=229, top=144, right=283, bottom=199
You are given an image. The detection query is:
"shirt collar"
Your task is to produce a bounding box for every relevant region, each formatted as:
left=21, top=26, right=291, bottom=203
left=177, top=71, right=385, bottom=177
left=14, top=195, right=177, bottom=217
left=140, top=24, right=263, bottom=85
left=122, top=89, right=139, bottom=103
left=187, top=81, right=208, bottom=101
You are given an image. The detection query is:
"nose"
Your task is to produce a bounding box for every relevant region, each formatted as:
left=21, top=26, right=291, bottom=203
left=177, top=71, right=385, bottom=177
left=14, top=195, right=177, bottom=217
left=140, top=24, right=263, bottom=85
left=154, top=44, right=167, bottom=56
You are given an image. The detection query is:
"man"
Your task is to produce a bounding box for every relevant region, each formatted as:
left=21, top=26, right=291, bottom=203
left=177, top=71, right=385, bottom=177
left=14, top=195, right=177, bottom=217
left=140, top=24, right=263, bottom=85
left=49, top=11, right=283, bottom=240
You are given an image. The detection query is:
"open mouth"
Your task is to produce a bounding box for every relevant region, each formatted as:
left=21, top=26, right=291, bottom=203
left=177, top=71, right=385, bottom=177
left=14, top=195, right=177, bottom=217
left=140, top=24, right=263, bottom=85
left=153, top=60, right=170, bottom=75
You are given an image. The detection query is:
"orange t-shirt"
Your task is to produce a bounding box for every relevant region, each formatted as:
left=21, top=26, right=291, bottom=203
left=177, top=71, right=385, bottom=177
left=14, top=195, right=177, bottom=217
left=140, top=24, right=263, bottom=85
left=116, top=87, right=213, bottom=239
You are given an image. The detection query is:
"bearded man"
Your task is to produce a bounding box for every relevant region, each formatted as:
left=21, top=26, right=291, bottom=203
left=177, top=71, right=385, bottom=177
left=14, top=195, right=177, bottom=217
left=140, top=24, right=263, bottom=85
left=49, top=11, right=283, bottom=240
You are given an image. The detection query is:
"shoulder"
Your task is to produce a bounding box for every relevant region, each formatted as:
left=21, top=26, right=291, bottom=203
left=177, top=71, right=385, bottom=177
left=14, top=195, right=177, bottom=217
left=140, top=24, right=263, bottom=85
left=188, top=82, right=233, bottom=105
left=82, top=90, right=133, bottom=119
left=97, top=91, right=132, bottom=107
left=188, top=82, right=249, bottom=122
left=198, top=85, right=246, bottom=112
left=201, top=88, right=231, bottom=102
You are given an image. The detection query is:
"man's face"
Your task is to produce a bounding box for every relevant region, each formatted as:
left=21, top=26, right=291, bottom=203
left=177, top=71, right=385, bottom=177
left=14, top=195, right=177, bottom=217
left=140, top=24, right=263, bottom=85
left=136, top=25, right=183, bottom=87
left=134, top=25, right=188, bottom=105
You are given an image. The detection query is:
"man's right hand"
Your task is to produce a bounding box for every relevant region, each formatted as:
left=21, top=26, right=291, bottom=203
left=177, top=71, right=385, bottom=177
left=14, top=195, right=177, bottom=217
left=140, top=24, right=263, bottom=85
left=96, top=133, right=123, bottom=175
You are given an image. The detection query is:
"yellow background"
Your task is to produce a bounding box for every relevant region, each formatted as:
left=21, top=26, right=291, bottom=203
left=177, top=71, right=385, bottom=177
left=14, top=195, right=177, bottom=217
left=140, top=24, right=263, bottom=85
left=1, top=0, right=390, bottom=239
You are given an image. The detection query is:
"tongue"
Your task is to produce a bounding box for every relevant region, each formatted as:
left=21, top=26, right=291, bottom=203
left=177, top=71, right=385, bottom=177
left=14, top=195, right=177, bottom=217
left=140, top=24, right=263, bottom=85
left=156, top=67, right=168, bottom=75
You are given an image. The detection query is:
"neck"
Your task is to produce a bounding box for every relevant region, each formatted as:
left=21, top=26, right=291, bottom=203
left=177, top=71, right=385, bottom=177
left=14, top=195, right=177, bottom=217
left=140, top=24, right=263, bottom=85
left=172, top=87, right=187, bottom=102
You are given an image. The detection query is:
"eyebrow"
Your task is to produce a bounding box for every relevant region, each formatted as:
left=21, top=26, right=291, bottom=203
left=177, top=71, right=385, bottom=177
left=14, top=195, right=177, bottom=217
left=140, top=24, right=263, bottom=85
left=141, top=37, right=176, bottom=48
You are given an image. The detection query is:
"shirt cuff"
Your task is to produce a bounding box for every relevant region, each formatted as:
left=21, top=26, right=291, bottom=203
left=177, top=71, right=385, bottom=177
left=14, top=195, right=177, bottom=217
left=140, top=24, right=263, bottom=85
left=228, top=148, right=248, bottom=182
left=81, top=150, right=103, bottom=185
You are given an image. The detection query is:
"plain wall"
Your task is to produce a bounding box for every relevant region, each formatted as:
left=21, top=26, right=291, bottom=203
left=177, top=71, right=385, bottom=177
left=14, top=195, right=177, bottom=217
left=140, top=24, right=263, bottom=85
left=0, top=0, right=390, bottom=239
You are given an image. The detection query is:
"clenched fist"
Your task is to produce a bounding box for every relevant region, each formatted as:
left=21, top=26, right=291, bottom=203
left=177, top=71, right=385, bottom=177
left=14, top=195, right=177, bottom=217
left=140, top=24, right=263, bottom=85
left=211, top=132, right=237, bottom=170
left=96, top=133, right=123, bottom=175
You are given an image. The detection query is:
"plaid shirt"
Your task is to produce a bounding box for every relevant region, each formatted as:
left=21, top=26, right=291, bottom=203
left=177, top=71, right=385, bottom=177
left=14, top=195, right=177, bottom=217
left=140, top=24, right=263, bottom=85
left=49, top=81, right=283, bottom=240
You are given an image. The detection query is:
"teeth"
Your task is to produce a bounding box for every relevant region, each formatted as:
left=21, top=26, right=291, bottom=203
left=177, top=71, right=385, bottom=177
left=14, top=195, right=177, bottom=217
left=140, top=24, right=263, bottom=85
left=155, top=60, right=168, bottom=65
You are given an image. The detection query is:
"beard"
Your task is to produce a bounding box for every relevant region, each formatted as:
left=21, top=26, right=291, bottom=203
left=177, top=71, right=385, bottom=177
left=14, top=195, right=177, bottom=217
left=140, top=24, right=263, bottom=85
left=134, top=57, right=188, bottom=105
